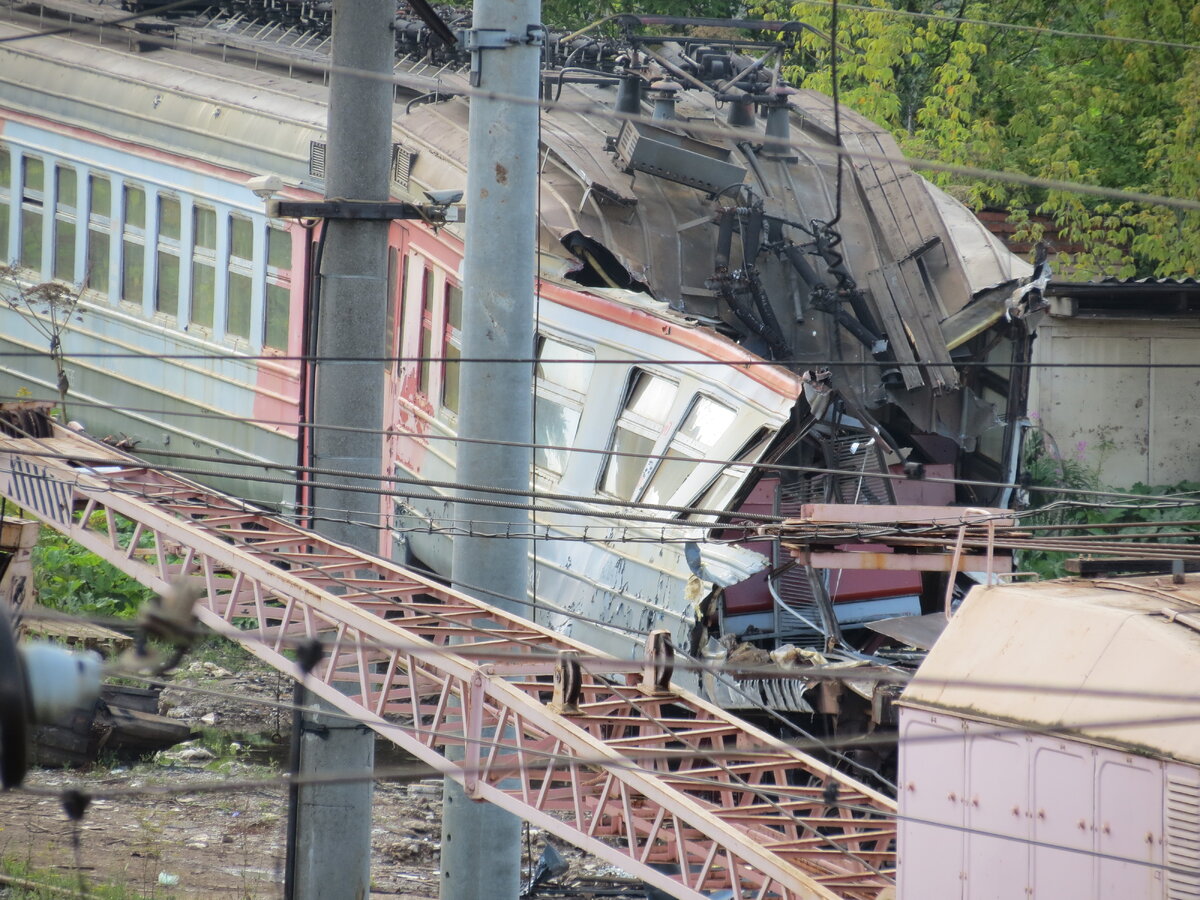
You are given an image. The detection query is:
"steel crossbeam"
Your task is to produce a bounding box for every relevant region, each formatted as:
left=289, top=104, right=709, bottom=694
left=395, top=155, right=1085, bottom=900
left=0, top=425, right=896, bottom=900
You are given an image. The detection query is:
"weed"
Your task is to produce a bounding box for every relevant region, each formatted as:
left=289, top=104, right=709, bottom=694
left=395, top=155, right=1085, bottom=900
left=1018, top=430, right=1200, bottom=578
left=0, top=855, right=166, bottom=899
left=31, top=514, right=155, bottom=619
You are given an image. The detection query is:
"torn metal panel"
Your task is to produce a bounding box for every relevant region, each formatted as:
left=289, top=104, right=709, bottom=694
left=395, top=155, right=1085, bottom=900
left=865, top=613, right=950, bottom=651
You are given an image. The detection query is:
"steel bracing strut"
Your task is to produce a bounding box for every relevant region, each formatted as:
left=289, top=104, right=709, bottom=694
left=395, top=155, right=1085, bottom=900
left=0, top=422, right=896, bottom=900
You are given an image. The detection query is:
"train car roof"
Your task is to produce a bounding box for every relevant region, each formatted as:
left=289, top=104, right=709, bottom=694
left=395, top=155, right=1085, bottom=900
left=901, top=577, right=1200, bottom=764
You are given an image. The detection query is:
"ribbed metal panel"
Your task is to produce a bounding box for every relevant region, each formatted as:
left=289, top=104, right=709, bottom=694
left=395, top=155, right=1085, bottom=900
left=308, top=139, right=326, bottom=177
left=1167, top=775, right=1200, bottom=898
left=773, top=564, right=828, bottom=647
left=772, top=429, right=893, bottom=646
left=828, top=434, right=893, bottom=505
left=391, top=143, right=418, bottom=189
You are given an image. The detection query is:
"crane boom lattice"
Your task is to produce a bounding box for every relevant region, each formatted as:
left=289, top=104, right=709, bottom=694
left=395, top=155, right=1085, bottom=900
left=0, top=418, right=896, bottom=900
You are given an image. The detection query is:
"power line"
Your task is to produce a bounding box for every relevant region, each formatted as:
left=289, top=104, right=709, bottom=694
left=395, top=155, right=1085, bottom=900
left=15, top=754, right=1200, bottom=882
left=22, top=597, right=1200, bottom=706
left=2, top=11, right=1199, bottom=214
left=789, top=0, right=1200, bottom=53
left=0, top=0, right=207, bottom=44
left=11, top=350, right=1200, bottom=370
left=24, top=447, right=1200, bottom=553
left=11, top=411, right=1200, bottom=513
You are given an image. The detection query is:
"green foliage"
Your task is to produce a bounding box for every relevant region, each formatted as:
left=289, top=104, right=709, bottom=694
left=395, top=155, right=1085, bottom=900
left=31, top=514, right=155, bottom=619
left=540, top=0, right=739, bottom=30
left=750, top=0, right=1200, bottom=277
left=1017, top=431, right=1200, bottom=579
left=0, top=856, right=165, bottom=899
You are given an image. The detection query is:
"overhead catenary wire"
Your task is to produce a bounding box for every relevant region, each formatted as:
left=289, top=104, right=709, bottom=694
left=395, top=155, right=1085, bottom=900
left=0, top=0, right=1190, bottom=734
left=7, top=438, right=1200, bottom=565
left=22, top=596, right=1200, bottom=705
left=0, top=9, right=1198, bottom=215
left=9, top=400, right=1200, bottom=556
left=4, top=0, right=1198, bottom=55
left=9, top=416, right=1200, bottom=514
left=0, top=3, right=1195, bottom=892
left=15, top=758, right=1200, bottom=883
left=0, top=0, right=209, bottom=43
left=12, top=448, right=1200, bottom=564
left=788, top=0, right=1200, bottom=54
left=12, top=351, right=1200, bottom=370
left=0, top=420, right=891, bottom=784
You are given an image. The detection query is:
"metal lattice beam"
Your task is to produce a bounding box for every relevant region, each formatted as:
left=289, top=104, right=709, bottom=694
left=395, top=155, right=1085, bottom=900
left=0, top=426, right=896, bottom=900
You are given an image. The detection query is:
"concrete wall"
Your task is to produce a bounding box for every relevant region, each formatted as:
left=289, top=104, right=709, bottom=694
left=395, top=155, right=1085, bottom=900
left=1029, top=313, right=1200, bottom=487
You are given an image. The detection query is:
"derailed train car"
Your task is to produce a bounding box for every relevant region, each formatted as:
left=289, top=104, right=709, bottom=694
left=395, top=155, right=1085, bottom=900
left=0, top=3, right=1042, bottom=709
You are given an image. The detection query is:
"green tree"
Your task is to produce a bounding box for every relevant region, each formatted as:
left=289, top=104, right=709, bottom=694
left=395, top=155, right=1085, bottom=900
left=541, top=0, right=740, bottom=31
left=751, top=0, right=1200, bottom=277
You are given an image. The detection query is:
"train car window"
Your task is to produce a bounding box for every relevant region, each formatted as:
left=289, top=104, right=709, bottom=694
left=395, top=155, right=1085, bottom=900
left=52, top=166, right=76, bottom=283
left=418, top=267, right=435, bottom=396
left=155, top=195, right=181, bottom=317
left=0, top=147, right=9, bottom=261
left=86, top=175, right=111, bottom=293
left=190, top=205, right=216, bottom=328
left=599, top=370, right=678, bottom=500
left=19, top=156, right=44, bottom=271
left=534, top=336, right=594, bottom=476
left=441, top=283, right=462, bottom=415
left=227, top=214, right=253, bottom=339
left=641, top=395, right=736, bottom=506
left=685, top=428, right=775, bottom=522
left=264, top=225, right=291, bottom=350
left=120, top=184, right=146, bottom=303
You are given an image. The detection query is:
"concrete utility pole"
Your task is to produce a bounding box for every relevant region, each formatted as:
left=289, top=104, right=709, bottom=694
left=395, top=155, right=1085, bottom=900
left=290, top=2, right=394, bottom=898
left=439, top=0, right=543, bottom=893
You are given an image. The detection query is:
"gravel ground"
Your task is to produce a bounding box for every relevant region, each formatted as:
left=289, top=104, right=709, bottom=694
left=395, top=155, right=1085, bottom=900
left=0, top=649, right=638, bottom=898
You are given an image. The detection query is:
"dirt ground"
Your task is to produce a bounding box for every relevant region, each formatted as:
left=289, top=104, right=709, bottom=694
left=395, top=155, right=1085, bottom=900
left=0, top=652, right=624, bottom=898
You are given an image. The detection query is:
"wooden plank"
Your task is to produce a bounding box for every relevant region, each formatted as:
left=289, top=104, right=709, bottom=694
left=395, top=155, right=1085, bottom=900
left=864, top=268, right=923, bottom=389
left=842, top=131, right=910, bottom=254
left=788, top=503, right=1013, bottom=526
left=1065, top=558, right=1200, bottom=577
left=896, top=257, right=959, bottom=391
left=866, top=129, right=974, bottom=310
left=849, top=131, right=928, bottom=260
left=881, top=260, right=959, bottom=393
left=788, top=549, right=1013, bottom=573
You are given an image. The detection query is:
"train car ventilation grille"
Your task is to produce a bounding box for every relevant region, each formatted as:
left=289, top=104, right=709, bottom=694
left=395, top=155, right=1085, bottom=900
left=309, top=141, right=327, bottom=178
left=1167, top=774, right=1200, bottom=898
left=392, top=144, right=419, bottom=189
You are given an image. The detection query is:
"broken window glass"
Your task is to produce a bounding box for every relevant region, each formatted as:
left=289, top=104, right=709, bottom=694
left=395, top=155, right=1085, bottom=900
left=599, top=370, right=677, bottom=500
left=642, top=395, right=736, bottom=506
left=686, top=428, right=775, bottom=522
